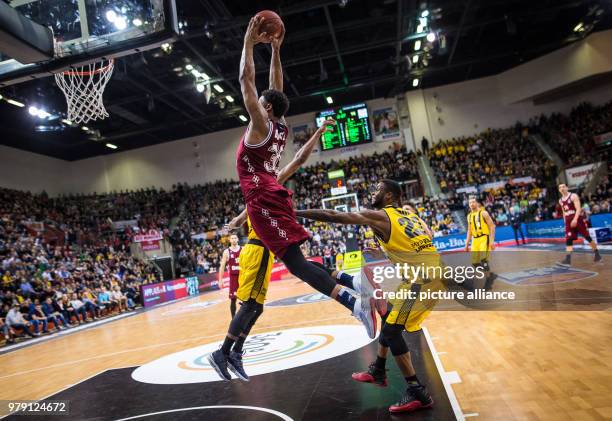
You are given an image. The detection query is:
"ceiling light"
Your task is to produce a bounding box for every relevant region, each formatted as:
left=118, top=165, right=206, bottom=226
left=62, top=119, right=72, bottom=125
left=573, top=22, right=584, bottom=32
left=191, top=69, right=200, bottom=77
left=133, top=18, right=143, bottom=27
left=201, top=72, right=210, bottom=80
left=82, top=126, right=89, bottom=131
left=213, top=84, right=224, bottom=93
left=426, top=32, right=436, bottom=42
left=238, top=115, right=248, bottom=122
left=106, top=10, right=117, bottom=22
left=416, top=24, right=425, bottom=33
left=114, top=16, right=127, bottom=30
left=226, top=95, right=234, bottom=103
left=196, top=83, right=205, bottom=93
left=412, top=54, right=419, bottom=63
left=326, top=96, right=333, bottom=104
left=106, top=143, right=118, bottom=149
left=37, top=109, right=50, bottom=119
left=28, top=106, right=39, bottom=116
left=414, top=40, right=422, bottom=51
left=412, top=78, right=420, bottom=87
left=6, top=98, right=25, bottom=107
left=185, top=64, right=194, bottom=71
left=173, top=67, right=182, bottom=72
left=421, top=10, right=429, bottom=18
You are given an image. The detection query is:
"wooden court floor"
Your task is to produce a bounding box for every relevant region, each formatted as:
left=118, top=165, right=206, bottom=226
left=0, top=253, right=611, bottom=420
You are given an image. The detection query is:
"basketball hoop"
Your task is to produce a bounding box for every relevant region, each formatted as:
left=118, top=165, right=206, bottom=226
left=54, top=59, right=114, bottom=124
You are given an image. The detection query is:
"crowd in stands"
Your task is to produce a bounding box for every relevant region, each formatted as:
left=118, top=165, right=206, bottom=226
left=536, top=101, right=612, bottom=167
left=0, top=187, right=160, bottom=345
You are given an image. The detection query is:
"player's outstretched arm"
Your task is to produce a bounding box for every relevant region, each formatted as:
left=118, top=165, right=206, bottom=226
left=240, top=16, right=271, bottom=144
left=226, top=209, right=248, bottom=230
left=276, top=119, right=336, bottom=184
left=269, top=25, right=285, bottom=92
left=296, top=208, right=382, bottom=226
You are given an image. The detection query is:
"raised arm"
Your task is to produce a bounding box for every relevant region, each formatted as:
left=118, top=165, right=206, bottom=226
left=240, top=17, right=271, bottom=144
left=277, top=119, right=336, bottom=184
left=269, top=25, right=285, bottom=91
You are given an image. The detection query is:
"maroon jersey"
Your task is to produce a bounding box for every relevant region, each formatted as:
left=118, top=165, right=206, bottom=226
left=236, top=120, right=289, bottom=201
left=559, top=193, right=589, bottom=240
left=235, top=119, right=310, bottom=258
left=227, top=246, right=241, bottom=277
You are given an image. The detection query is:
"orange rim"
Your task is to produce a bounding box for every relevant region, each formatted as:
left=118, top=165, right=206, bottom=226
left=61, top=59, right=114, bottom=76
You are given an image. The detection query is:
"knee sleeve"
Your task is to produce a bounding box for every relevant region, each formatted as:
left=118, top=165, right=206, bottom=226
left=566, top=239, right=573, bottom=246
left=281, top=245, right=336, bottom=296
left=228, top=299, right=261, bottom=337
left=381, top=323, right=408, bottom=356
left=310, top=260, right=334, bottom=277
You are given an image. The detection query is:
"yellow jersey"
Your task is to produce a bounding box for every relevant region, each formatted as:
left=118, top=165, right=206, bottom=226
left=375, top=206, right=439, bottom=266
left=246, top=216, right=260, bottom=241
left=468, top=209, right=490, bottom=237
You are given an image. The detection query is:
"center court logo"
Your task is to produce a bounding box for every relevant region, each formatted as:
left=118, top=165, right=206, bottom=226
left=131, top=325, right=373, bottom=384
left=266, top=292, right=331, bottom=307
left=161, top=300, right=223, bottom=316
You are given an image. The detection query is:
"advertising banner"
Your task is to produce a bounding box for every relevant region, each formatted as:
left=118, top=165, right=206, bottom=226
left=565, top=162, right=602, bottom=188
left=140, top=276, right=199, bottom=308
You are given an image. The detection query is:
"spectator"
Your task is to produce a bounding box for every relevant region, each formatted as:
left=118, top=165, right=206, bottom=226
left=6, top=302, right=39, bottom=337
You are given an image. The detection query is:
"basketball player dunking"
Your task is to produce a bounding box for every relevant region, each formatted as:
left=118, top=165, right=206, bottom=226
left=296, top=180, right=444, bottom=414
left=558, top=183, right=601, bottom=265
left=234, top=16, right=376, bottom=338
left=218, top=234, right=241, bottom=317
left=207, top=118, right=337, bottom=382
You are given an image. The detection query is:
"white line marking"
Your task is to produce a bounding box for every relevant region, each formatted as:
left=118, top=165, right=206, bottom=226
left=422, top=327, right=465, bottom=421
left=437, top=351, right=448, bottom=355
left=113, top=405, right=293, bottom=421
left=445, top=371, right=462, bottom=384
left=464, top=413, right=479, bottom=418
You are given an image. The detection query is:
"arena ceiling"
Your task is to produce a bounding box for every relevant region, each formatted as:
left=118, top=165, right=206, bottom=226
left=0, top=0, right=611, bottom=160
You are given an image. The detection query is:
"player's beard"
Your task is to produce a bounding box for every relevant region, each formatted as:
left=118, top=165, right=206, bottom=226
left=371, top=193, right=384, bottom=209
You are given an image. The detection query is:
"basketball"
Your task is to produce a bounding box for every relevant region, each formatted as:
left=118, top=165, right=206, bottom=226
left=255, top=10, right=284, bottom=39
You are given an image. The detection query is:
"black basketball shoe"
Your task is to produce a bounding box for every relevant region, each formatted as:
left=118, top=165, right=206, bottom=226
left=207, top=349, right=231, bottom=381
left=389, top=384, right=434, bottom=413
left=351, top=362, right=388, bottom=387
left=228, top=350, right=249, bottom=381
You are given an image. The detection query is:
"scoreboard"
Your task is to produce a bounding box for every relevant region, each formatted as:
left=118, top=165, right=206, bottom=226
left=316, top=103, right=372, bottom=151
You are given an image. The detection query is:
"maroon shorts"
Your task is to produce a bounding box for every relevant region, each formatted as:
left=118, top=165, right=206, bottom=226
left=246, top=188, right=310, bottom=258
left=229, top=274, right=239, bottom=299
left=565, top=217, right=589, bottom=241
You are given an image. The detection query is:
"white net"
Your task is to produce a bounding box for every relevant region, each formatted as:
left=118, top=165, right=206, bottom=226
left=54, top=59, right=114, bottom=124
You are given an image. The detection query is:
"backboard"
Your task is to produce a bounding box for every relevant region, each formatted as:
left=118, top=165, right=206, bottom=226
left=0, top=0, right=178, bottom=87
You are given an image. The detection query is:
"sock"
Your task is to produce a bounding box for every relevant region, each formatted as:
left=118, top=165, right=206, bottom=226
left=405, top=375, right=420, bottom=386
left=221, top=336, right=236, bottom=355
left=233, top=335, right=247, bottom=353
left=374, top=355, right=386, bottom=370
left=335, top=287, right=356, bottom=311
left=336, top=271, right=355, bottom=290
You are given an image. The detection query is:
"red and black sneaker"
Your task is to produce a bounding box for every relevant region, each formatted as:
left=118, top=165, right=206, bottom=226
left=351, top=362, right=388, bottom=387
left=389, top=384, right=434, bottom=413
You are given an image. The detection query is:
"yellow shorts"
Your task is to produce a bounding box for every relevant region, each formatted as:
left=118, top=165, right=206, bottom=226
left=236, top=241, right=274, bottom=305
left=385, top=279, right=442, bottom=332
left=471, top=234, right=491, bottom=265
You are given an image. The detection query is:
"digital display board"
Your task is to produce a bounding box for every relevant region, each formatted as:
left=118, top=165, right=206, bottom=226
left=140, top=276, right=199, bottom=308
left=316, top=103, right=372, bottom=151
